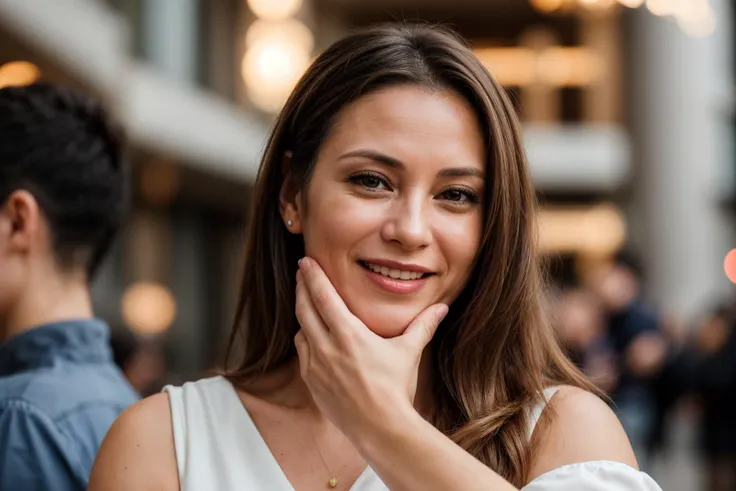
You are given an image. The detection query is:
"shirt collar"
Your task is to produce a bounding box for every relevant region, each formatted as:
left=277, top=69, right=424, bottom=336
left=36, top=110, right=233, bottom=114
left=0, top=319, right=113, bottom=376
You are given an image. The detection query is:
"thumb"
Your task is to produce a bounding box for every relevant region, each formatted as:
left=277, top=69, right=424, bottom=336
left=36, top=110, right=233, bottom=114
left=402, top=304, right=449, bottom=350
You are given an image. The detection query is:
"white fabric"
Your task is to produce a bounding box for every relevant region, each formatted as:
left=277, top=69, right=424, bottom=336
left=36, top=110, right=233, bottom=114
left=523, top=461, right=662, bottom=490
left=164, top=376, right=662, bottom=490
left=163, top=376, right=385, bottom=491
left=528, top=386, right=561, bottom=440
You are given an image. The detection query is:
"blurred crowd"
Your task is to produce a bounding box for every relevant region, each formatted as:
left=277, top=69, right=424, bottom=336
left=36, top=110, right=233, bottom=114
left=551, top=250, right=736, bottom=491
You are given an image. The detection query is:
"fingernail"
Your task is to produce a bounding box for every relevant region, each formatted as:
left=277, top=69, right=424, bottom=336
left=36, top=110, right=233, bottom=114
left=435, top=304, right=449, bottom=322
left=299, top=257, right=310, bottom=270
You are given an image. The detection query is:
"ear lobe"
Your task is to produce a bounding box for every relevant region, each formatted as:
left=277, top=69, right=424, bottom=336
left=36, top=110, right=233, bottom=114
left=278, top=152, right=302, bottom=234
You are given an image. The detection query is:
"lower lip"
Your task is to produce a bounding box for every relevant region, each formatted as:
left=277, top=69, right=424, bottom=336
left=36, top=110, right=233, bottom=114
left=362, top=266, right=430, bottom=294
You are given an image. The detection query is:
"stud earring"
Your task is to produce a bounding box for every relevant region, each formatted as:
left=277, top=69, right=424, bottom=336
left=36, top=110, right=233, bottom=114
left=287, top=220, right=293, bottom=227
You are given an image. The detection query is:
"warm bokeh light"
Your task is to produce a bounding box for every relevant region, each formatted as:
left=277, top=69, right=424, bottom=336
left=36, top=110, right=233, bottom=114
left=242, top=37, right=312, bottom=113
left=530, top=0, right=567, bottom=13
left=646, top=0, right=675, bottom=16
left=247, top=0, right=302, bottom=20
left=474, top=48, right=538, bottom=86
left=580, top=204, right=627, bottom=255
left=121, top=282, right=177, bottom=335
left=539, top=204, right=626, bottom=255
left=0, top=61, right=41, bottom=88
left=677, top=3, right=717, bottom=37
left=578, top=0, right=617, bottom=11
left=617, top=0, right=644, bottom=7
left=537, top=47, right=604, bottom=86
left=724, top=249, right=736, bottom=284
left=246, top=18, right=314, bottom=51
left=475, top=47, right=603, bottom=87
left=243, top=19, right=313, bottom=113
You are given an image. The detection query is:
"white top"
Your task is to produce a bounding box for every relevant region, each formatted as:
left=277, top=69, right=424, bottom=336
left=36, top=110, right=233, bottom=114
left=163, top=376, right=662, bottom=491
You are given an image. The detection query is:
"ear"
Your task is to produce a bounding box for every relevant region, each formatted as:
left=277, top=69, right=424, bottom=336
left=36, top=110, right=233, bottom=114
left=1, top=190, right=43, bottom=254
left=278, top=151, right=303, bottom=234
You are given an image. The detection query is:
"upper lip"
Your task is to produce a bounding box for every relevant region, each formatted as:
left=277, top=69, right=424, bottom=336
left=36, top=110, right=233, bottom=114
left=361, top=258, right=435, bottom=274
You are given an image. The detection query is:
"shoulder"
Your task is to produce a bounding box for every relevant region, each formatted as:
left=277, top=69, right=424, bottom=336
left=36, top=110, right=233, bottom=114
left=0, top=398, right=87, bottom=488
left=0, top=397, right=68, bottom=444
left=88, top=393, right=179, bottom=491
left=1, top=363, right=137, bottom=419
left=528, top=386, right=638, bottom=482
left=0, top=397, right=64, bottom=443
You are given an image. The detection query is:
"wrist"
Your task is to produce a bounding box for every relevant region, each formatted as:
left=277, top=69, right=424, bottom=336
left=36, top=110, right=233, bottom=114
left=350, top=396, right=426, bottom=460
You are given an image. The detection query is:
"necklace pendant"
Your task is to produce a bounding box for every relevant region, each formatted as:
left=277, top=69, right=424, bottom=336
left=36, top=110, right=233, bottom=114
left=328, top=477, right=338, bottom=488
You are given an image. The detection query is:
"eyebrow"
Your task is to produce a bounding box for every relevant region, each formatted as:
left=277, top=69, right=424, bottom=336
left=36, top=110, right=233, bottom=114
left=338, top=149, right=485, bottom=179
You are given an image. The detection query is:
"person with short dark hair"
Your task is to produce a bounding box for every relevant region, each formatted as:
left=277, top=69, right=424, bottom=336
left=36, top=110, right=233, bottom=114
left=0, top=83, right=138, bottom=491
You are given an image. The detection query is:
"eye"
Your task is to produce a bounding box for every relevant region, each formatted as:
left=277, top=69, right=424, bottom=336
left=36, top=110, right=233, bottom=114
left=438, top=187, right=478, bottom=204
left=348, top=172, right=391, bottom=191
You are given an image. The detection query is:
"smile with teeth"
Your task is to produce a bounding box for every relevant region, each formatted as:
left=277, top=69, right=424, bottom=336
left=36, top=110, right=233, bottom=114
left=364, top=262, right=427, bottom=280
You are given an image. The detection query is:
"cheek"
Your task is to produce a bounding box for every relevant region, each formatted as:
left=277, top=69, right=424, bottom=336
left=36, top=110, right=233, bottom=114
left=301, top=190, right=384, bottom=261
left=441, top=214, right=482, bottom=284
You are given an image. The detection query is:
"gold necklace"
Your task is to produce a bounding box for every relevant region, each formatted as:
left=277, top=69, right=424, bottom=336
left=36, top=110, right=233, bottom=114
left=308, top=420, right=339, bottom=488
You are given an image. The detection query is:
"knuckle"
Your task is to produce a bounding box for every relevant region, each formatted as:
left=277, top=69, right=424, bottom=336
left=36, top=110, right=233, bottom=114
left=313, top=288, right=331, bottom=305
left=314, top=343, right=333, bottom=360
left=340, top=325, right=360, bottom=344
left=294, top=301, right=308, bottom=321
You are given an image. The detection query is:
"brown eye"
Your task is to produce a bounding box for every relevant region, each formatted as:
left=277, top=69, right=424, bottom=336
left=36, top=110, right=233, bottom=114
left=348, top=172, right=390, bottom=191
left=359, top=175, right=382, bottom=189
left=438, top=188, right=477, bottom=203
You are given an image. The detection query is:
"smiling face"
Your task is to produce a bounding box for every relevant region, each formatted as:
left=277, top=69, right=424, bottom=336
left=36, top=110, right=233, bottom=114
left=282, top=84, right=486, bottom=337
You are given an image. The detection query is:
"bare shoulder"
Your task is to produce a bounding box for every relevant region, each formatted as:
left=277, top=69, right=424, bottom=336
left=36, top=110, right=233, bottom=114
left=88, top=393, right=179, bottom=491
left=528, top=386, right=638, bottom=481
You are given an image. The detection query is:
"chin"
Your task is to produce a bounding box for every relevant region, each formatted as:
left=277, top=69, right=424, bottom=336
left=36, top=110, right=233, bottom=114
left=350, top=304, right=422, bottom=339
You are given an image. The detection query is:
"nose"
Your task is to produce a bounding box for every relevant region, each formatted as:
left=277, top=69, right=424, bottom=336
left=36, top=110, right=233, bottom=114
left=380, top=192, right=432, bottom=250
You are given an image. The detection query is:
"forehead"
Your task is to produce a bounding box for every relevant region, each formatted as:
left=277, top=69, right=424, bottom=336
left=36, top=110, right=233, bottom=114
left=320, top=85, right=485, bottom=170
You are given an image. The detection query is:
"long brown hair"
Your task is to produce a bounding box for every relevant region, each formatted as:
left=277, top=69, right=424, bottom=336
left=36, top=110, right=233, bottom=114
left=225, top=24, right=595, bottom=487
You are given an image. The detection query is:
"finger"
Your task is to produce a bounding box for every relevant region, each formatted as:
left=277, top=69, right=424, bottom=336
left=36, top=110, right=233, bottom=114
left=294, top=329, right=310, bottom=377
left=295, top=272, right=330, bottom=344
left=401, top=304, right=448, bottom=351
left=298, top=257, right=358, bottom=333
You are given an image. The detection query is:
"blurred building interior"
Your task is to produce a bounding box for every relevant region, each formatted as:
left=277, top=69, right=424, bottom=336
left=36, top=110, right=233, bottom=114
left=0, top=0, right=730, bottom=364
left=0, top=0, right=731, bottom=358
left=0, top=2, right=734, bottom=487
left=0, top=0, right=736, bottom=489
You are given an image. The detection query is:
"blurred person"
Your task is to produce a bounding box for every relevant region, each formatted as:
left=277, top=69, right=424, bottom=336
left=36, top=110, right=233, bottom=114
left=555, top=287, right=618, bottom=393
left=90, top=25, right=661, bottom=491
left=0, top=83, right=138, bottom=490
left=689, top=303, right=736, bottom=491
left=109, top=328, right=167, bottom=397
left=587, top=250, right=668, bottom=470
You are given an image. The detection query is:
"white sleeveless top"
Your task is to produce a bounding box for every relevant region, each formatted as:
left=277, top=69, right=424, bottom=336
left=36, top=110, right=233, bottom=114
left=164, top=376, right=662, bottom=490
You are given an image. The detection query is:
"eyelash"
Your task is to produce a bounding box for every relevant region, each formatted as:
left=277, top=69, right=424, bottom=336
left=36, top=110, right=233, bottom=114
left=347, top=172, right=479, bottom=205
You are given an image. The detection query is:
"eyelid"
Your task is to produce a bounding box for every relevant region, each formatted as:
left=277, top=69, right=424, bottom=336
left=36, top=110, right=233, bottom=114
left=348, top=170, right=393, bottom=190
left=437, top=186, right=480, bottom=204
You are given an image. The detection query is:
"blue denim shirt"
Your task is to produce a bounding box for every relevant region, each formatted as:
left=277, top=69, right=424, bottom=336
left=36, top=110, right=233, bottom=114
left=0, top=319, right=139, bottom=490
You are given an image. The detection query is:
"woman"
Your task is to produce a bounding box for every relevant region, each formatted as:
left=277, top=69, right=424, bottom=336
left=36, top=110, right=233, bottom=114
left=89, top=25, right=662, bottom=490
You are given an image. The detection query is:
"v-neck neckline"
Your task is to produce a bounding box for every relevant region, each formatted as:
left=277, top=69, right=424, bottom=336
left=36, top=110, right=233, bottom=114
left=220, top=377, right=380, bottom=491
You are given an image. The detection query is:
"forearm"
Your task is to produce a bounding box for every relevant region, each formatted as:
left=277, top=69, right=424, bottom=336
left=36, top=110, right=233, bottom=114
left=353, top=404, right=518, bottom=491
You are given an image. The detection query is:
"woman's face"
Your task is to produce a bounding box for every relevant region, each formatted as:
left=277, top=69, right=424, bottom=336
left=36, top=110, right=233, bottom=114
left=291, top=85, right=485, bottom=337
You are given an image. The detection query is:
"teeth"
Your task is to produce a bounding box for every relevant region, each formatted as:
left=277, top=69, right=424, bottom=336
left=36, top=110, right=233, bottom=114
left=366, top=262, right=425, bottom=280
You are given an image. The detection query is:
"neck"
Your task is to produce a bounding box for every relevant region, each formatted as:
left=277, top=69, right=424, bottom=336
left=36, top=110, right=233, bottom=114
left=248, top=347, right=437, bottom=421
left=2, top=269, right=93, bottom=343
